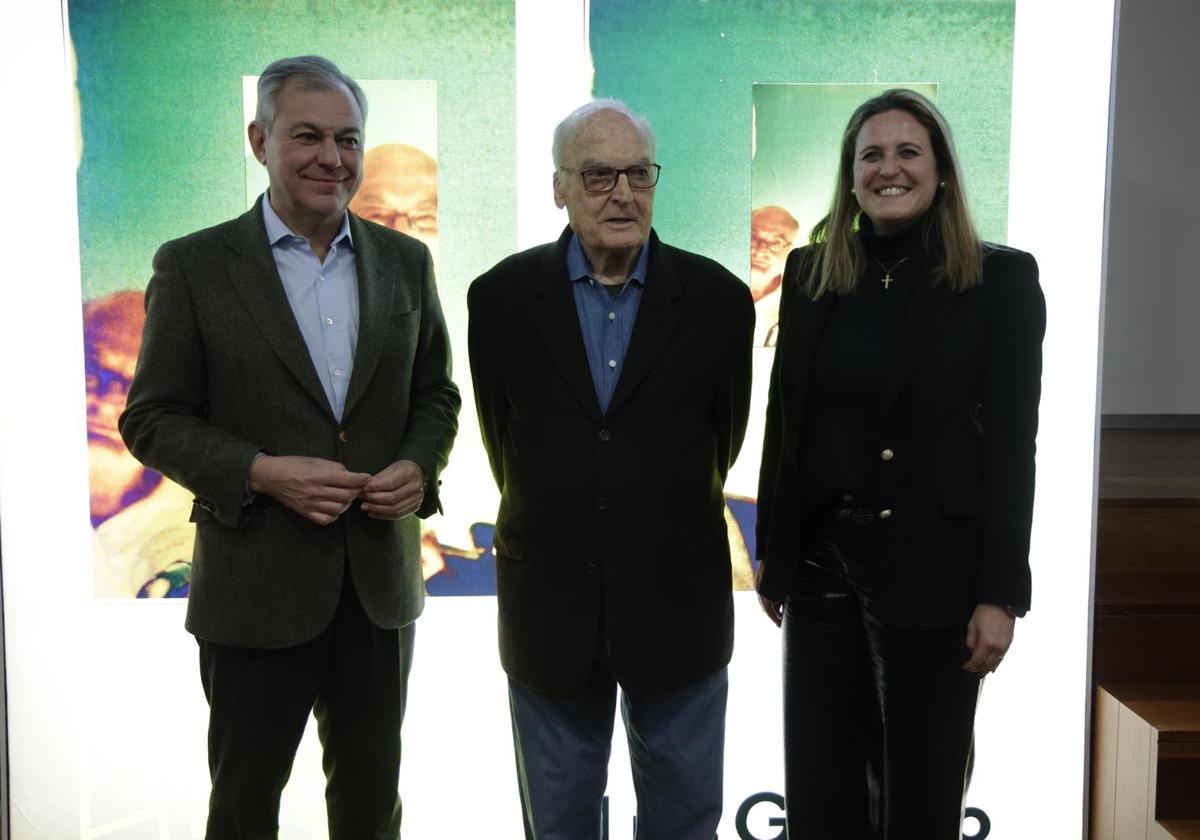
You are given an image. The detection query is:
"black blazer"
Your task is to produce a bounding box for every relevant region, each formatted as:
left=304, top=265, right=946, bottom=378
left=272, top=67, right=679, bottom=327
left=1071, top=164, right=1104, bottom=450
left=468, top=227, right=754, bottom=696
left=756, top=243, right=1045, bottom=629
left=120, top=201, right=461, bottom=648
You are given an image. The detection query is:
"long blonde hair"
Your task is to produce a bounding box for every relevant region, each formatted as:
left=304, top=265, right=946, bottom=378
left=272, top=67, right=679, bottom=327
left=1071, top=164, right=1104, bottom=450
left=804, top=89, right=983, bottom=298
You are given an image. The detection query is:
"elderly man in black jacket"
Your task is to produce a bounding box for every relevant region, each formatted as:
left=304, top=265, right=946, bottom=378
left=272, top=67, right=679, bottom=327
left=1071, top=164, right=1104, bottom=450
left=468, top=99, right=753, bottom=840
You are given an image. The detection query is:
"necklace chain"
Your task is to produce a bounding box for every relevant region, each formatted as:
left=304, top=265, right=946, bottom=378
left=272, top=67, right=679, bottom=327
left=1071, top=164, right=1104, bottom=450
left=874, top=257, right=908, bottom=290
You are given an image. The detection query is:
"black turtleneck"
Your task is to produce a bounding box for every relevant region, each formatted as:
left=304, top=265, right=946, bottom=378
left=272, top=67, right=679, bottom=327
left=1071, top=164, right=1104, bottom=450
left=799, top=217, right=928, bottom=509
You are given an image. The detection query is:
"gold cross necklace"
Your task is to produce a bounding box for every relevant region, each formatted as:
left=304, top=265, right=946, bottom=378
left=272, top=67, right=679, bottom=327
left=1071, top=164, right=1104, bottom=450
left=874, top=257, right=908, bottom=290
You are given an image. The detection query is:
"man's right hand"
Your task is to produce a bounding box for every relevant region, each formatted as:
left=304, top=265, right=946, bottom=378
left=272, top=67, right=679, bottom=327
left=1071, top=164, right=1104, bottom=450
left=755, top=561, right=783, bottom=627
left=248, top=455, right=372, bottom=525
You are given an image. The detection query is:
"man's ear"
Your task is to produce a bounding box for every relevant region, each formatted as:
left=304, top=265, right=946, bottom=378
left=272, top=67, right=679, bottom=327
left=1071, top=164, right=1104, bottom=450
left=247, top=121, right=268, bottom=166
left=552, top=171, right=566, bottom=209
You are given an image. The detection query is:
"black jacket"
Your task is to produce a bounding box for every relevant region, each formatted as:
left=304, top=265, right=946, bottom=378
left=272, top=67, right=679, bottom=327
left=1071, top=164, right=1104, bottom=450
left=469, top=227, right=754, bottom=695
left=756, top=242, right=1045, bottom=628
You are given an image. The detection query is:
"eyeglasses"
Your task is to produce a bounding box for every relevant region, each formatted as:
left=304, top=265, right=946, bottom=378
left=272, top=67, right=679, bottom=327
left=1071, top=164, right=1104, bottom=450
left=84, top=357, right=132, bottom=398
left=564, top=164, right=661, bottom=193
left=751, top=233, right=795, bottom=257
left=356, top=206, right=439, bottom=235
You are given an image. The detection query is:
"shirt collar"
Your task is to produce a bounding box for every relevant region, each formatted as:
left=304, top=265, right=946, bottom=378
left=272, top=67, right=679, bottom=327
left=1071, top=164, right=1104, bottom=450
left=261, top=192, right=354, bottom=251
left=566, top=232, right=649, bottom=286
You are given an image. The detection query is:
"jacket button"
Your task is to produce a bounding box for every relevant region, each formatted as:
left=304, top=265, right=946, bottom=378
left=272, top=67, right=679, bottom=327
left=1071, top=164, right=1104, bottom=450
left=880, top=448, right=894, bottom=461
left=598, top=429, right=611, bottom=441
left=338, top=430, right=349, bottom=443
left=597, top=498, right=609, bottom=511
left=585, top=562, right=598, bottom=575
left=878, top=509, right=893, bottom=520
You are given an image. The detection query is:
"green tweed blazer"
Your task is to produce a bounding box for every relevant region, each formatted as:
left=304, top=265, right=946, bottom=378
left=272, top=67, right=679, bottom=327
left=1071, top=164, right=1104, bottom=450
left=120, top=201, right=460, bottom=648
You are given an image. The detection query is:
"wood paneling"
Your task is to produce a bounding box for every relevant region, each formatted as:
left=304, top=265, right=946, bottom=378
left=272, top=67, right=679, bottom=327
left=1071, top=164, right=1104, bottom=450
left=1093, top=430, right=1200, bottom=839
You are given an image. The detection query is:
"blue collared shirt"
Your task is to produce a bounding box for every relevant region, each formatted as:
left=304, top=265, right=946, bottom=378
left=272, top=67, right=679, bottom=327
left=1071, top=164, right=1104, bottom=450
left=261, top=193, right=359, bottom=421
left=567, top=233, right=648, bottom=413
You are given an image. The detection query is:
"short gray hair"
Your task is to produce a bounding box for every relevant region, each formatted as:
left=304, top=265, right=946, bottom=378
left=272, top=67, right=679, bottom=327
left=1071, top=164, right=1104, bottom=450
left=551, top=98, right=657, bottom=168
left=255, top=55, right=368, bottom=135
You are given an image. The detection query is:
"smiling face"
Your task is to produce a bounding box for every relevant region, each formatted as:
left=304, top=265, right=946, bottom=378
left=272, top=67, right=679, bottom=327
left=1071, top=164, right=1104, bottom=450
left=553, top=110, right=655, bottom=268
left=853, top=109, right=939, bottom=234
left=249, top=79, right=364, bottom=240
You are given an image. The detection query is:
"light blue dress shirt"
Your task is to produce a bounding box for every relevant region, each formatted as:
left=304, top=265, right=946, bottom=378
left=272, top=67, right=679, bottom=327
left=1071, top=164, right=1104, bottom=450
left=261, top=193, right=359, bottom=421
left=567, top=233, right=648, bottom=414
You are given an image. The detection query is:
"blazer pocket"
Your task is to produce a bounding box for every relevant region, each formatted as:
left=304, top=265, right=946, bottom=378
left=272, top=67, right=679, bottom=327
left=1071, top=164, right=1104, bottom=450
left=493, top=530, right=526, bottom=560
left=672, top=522, right=732, bottom=600
left=683, top=522, right=728, bottom=553
left=381, top=310, right=420, bottom=361
left=189, top=500, right=216, bottom=523
left=388, top=309, right=419, bottom=338
left=941, top=485, right=982, bottom=518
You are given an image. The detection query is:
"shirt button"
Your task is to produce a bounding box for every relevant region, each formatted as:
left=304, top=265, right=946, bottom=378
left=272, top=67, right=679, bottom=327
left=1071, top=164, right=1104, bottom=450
left=325, top=317, right=334, bottom=326
left=842, top=493, right=855, bottom=502
left=878, top=509, right=893, bottom=520
left=584, top=562, right=598, bottom=575
left=318, top=275, right=326, bottom=282
left=880, top=448, right=895, bottom=461
left=598, top=429, right=611, bottom=441
left=608, top=360, right=617, bottom=369
left=608, top=312, right=616, bottom=321
left=338, top=430, right=349, bottom=443
left=597, top=498, right=609, bottom=511
left=333, top=369, right=343, bottom=377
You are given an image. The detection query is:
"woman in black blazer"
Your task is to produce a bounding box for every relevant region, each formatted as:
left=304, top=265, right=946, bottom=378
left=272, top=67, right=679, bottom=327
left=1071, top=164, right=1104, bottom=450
left=755, top=89, right=1045, bottom=839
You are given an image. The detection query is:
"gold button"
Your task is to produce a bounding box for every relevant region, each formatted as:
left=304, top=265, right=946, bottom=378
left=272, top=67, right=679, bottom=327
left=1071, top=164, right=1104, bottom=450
left=880, top=449, right=894, bottom=461
left=338, top=430, right=349, bottom=443
left=878, top=509, right=893, bottom=520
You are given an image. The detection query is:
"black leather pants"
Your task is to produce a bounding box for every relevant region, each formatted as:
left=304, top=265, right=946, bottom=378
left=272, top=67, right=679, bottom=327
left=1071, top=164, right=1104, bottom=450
left=782, top=523, right=981, bottom=840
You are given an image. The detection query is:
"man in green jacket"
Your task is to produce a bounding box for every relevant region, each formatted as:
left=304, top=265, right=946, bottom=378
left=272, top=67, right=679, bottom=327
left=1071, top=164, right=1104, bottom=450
left=120, top=55, right=460, bottom=838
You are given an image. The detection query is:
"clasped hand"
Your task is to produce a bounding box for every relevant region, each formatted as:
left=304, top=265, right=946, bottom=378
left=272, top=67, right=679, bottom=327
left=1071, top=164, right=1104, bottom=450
left=249, top=455, right=425, bottom=525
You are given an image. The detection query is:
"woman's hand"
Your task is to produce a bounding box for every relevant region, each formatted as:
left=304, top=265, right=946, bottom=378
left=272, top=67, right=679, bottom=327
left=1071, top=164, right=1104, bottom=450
left=963, top=603, right=1015, bottom=675
left=755, top=562, right=783, bottom=627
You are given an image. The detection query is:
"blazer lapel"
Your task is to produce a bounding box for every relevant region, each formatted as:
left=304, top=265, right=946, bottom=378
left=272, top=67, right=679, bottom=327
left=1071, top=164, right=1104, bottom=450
left=343, top=217, right=395, bottom=422
left=224, top=203, right=334, bottom=418
left=605, top=232, right=681, bottom=419
left=780, top=286, right=834, bottom=430
left=876, top=269, right=960, bottom=422
left=530, top=229, right=604, bottom=423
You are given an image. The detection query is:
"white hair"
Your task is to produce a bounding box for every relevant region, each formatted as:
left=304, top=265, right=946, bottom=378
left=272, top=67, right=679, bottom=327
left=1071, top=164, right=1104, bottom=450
left=551, top=98, right=657, bottom=169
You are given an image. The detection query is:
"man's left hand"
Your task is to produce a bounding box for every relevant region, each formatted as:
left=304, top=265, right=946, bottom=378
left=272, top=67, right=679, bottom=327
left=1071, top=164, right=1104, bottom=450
left=963, top=603, right=1015, bottom=676
left=361, top=460, right=425, bottom=520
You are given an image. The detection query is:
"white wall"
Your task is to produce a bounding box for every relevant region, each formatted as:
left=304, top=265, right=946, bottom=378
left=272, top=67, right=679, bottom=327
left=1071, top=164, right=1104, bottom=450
left=1101, top=0, right=1200, bottom=416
